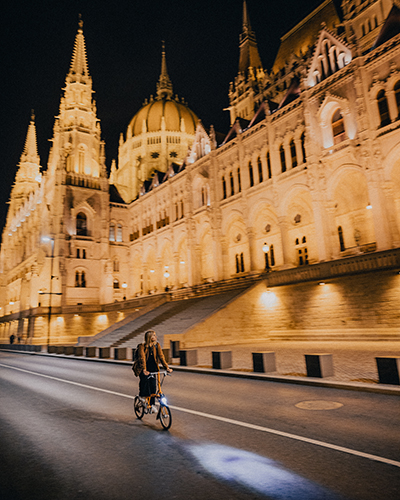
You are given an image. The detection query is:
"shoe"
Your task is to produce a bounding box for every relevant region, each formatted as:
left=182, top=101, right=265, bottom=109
left=151, top=405, right=158, bottom=414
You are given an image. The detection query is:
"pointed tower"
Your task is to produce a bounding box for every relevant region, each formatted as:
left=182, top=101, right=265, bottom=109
left=7, top=113, right=42, bottom=222
left=47, top=17, right=106, bottom=180
left=156, top=42, right=173, bottom=100
left=0, top=113, right=44, bottom=305
left=15, top=112, right=41, bottom=187
left=41, top=18, right=112, bottom=307
left=227, top=1, right=265, bottom=125
left=238, top=1, right=263, bottom=77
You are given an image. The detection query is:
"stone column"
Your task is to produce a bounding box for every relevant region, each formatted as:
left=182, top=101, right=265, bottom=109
left=367, top=179, right=392, bottom=250
left=382, top=181, right=400, bottom=246
left=310, top=193, right=333, bottom=261
left=247, top=228, right=258, bottom=272
left=387, top=89, right=398, bottom=123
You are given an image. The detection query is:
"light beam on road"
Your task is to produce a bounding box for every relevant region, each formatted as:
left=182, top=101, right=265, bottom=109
left=188, top=443, right=341, bottom=499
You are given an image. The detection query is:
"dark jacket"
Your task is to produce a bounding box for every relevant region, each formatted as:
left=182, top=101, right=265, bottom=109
left=133, top=342, right=169, bottom=376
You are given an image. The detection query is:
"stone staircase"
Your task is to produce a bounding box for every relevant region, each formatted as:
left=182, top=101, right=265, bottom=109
left=87, top=288, right=248, bottom=349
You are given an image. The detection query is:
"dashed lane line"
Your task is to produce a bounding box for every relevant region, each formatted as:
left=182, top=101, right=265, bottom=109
left=1, top=362, right=399, bottom=469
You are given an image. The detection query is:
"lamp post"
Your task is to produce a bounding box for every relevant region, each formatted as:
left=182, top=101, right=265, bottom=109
left=164, top=267, right=170, bottom=291
left=122, top=282, right=127, bottom=300
left=262, top=242, right=270, bottom=271
left=41, top=236, right=61, bottom=347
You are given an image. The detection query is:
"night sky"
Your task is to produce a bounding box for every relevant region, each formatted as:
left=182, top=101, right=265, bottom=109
left=0, top=0, right=325, bottom=233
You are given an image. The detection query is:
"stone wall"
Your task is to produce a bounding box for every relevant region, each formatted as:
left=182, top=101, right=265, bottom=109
left=164, top=270, right=400, bottom=348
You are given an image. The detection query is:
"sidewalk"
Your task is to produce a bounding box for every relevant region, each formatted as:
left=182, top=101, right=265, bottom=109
left=173, top=340, right=400, bottom=384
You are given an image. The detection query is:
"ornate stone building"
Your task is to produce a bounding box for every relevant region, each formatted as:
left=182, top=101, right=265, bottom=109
left=1, top=0, right=400, bottom=343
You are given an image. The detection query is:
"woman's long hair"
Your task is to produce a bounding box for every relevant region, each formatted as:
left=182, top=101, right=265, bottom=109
left=144, top=330, right=156, bottom=347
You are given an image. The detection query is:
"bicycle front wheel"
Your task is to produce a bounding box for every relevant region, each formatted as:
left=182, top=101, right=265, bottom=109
left=159, top=405, right=172, bottom=430
left=134, top=396, right=144, bottom=419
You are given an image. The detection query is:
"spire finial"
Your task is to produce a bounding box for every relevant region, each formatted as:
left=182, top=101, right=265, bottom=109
left=238, top=1, right=263, bottom=77
left=67, top=16, right=90, bottom=84
left=243, top=1, right=251, bottom=32
left=20, top=113, right=40, bottom=164
left=156, top=41, right=173, bottom=100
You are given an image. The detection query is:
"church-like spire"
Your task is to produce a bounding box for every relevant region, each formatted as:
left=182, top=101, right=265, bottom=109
left=238, top=1, right=263, bottom=77
left=20, top=111, right=40, bottom=165
left=67, top=15, right=90, bottom=84
left=156, top=42, right=173, bottom=100
left=242, top=0, right=251, bottom=33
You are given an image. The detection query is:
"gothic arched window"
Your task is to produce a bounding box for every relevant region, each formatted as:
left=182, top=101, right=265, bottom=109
left=332, top=109, right=346, bottom=144
left=290, top=140, right=297, bottom=168
left=230, top=171, right=234, bottom=196
left=377, top=90, right=390, bottom=127
left=201, top=187, right=206, bottom=206
left=280, top=145, right=286, bottom=173
left=75, top=270, right=86, bottom=287
left=249, top=162, right=254, bottom=187
left=394, top=81, right=400, bottom=117
left=116, top=224, right=123, bottom=242
left=338, top=226, right=345, bottom=252
left=237, top=168, right=242, bottom=192
left=109, top=222, right=115, bottom=242
left=300, top=133, right=306, bottom=163
left=266, top=151, right=272, bottom=178
left=257, top=157, right=263, bottom=183
left=222, top=176, right=227, bottom=199
left=76, top=212, right=87, bottom=236
left=270, top=244, right=275, bottom=267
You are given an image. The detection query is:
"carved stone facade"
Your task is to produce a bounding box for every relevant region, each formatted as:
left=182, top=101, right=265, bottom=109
left=1, top=0, right=400, bottom=343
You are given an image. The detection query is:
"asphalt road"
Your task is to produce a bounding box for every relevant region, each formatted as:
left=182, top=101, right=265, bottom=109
left=0, top=351, right=399, bottom=500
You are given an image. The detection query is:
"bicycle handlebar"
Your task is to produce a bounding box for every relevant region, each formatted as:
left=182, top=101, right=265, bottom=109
left=147, top=370, right=171, bottom=377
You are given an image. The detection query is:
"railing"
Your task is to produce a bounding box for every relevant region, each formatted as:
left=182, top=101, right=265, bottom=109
left=267, top=249, right=400, bottom=287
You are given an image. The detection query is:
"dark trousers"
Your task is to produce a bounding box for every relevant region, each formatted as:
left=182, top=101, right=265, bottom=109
left=139, top=372, right=157, bottom=405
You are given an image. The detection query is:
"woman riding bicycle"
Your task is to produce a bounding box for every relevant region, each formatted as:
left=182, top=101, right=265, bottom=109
left=136, top=330, right=172, bottom=413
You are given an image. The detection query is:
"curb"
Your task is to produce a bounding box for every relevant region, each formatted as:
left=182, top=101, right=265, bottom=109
left=2, top=348, right=400, bottom=396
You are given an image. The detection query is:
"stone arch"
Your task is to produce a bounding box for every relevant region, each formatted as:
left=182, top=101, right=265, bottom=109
left=280, top=185, right=317, bottom=266
left=328, top=166, right=375, bottom=251
left=71, top=201, right=96, bottom=238
left=250, top=200, right=281, bottom=269
left=318, top=95, right=355, bottom=148
left=199, top=224, right=215, bottom=281
left=223, top=212, right=249, bottom=276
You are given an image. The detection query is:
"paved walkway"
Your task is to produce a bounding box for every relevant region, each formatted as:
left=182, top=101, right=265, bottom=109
left=173, top=341, right=400, bottom=385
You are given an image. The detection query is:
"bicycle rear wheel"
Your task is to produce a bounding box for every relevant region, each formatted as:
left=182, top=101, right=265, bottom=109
left=159, top=405, right=172, bottom=430
left=134, top=396, right=144, bottom=419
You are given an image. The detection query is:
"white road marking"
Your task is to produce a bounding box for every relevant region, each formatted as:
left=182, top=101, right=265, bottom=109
left=1, top=362, right=399, bottom=469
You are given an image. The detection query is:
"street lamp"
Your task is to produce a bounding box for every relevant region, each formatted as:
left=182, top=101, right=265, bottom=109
left=262, top=242, right=270, bottom=271
left=164, top=266, right=170, bottom=291
left=122, top=282, right=127, bottom=300
left=41, top=236, right=61, bottom=347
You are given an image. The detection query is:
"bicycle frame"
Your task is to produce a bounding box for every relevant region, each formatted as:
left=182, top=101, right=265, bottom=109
left=134, top=370, right=172, bottom=429
left=144, top=371, right=168, bottom=407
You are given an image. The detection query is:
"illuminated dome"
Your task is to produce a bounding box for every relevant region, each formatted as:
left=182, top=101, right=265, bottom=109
left=128, top=97, right=198, bottom=137
left=115, top=44, right=200, bottom=203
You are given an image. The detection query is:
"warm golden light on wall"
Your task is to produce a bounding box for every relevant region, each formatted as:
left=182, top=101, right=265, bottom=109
left=260, top=290, right=278, bottom=308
